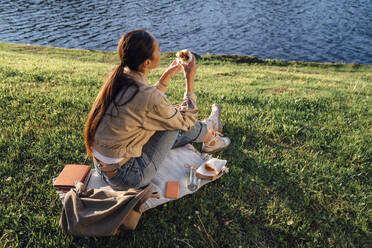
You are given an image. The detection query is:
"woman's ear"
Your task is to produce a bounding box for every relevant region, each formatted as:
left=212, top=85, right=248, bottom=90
left=143, top=58, right=152, bottom=68
left=139, top=58, right=155, bottom=72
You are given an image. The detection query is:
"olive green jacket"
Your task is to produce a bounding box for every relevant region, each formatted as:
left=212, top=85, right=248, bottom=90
left=93, top=68, right=198, bottom=159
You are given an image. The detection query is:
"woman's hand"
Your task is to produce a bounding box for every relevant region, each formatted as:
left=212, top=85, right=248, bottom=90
left=158, top=59, right=182, bottom=87
left=182, top=55, right=197, bottom=93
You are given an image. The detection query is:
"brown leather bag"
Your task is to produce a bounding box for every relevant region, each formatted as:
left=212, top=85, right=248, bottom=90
left=59, top=184, right=159, bottom=236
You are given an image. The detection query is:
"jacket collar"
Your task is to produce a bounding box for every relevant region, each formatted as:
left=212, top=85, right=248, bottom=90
left=124, top=67, right=148, bottom=85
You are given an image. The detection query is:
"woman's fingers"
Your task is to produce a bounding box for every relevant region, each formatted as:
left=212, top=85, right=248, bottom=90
left=190, top=54, right=195, bottom=64
left=182, top=56, right=196, bottom=72
left=171, top=61, right=182, bottom=71
left=158, top=59, right=183, bottom=85
left=181, top=55, right=195, bottom=69
left=162, top=60, right=182, bottom=79
left=170, top=59, right=179, bottom=66
left=182, top=55, right=197, bottom=83
left=168, top=59, right=182, bottom=73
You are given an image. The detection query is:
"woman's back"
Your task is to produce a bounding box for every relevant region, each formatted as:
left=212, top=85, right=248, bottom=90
left=93, top=69, right=159, bottom=159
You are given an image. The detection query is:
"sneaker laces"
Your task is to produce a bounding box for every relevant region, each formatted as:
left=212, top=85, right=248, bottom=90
left=204, top=130, right=224, bottom=147
left=214, top=131, right=223, bottom=137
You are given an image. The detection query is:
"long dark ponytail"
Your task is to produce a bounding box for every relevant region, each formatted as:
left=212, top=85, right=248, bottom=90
left=84, top=29, right=155, bottom=157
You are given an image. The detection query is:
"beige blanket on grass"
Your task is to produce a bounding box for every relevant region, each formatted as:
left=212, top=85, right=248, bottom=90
left=55, top=144, right=228, bottom=211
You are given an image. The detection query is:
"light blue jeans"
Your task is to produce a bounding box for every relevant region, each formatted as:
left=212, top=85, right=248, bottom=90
left=94, top=121, right=208, bottom=190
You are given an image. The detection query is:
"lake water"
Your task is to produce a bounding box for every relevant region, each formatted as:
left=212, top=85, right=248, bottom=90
left=0, top=0, right=371, bottom=64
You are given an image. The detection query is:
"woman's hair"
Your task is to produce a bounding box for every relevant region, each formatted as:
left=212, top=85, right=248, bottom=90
left=84, top=29, right=155, bottom=157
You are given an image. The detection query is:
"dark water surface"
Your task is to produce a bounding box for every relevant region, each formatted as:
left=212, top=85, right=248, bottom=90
left=1, top=0, right=371, bottom=64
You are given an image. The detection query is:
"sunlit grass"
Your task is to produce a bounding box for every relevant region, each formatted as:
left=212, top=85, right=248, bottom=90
left=0, top=42, right=371, bottom=247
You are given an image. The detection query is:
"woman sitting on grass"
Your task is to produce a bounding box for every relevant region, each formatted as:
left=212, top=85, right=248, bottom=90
left=84, top=29, right=230, bottom=190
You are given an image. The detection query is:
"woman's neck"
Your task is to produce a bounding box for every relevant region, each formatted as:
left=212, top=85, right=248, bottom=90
left=138, top=65, right=150, bottom=79
left=124, top=67, right=149, bottom=84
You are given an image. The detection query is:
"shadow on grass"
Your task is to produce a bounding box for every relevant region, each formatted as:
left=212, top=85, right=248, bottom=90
left=64, top=122, right=369, bottom=247
left=219, top=124, right=370, bottom=247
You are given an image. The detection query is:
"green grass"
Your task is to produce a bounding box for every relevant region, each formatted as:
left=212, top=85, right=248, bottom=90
left=0, top=42, right=371, bottom=248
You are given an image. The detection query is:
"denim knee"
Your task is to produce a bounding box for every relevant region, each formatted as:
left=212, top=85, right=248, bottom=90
left=173, top=121, right=208, bottom=148
left=192, top=121, right=208, bottom=143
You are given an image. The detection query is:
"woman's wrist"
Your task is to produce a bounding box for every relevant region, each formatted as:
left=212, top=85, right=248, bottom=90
left=158, top=75, right=170, bottom=87
left=158, top=79, right=168, bottom=87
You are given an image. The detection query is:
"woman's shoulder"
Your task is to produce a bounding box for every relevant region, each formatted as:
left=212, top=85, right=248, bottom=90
left=145, top=86, right=170, bottom=106
left=122, top=84, right=168, bottom=110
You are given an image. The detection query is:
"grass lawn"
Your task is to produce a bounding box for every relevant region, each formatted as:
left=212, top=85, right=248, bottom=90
left=0, top=42, right=371, bottom=247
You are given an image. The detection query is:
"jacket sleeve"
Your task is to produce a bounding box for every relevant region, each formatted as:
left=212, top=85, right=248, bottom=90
left=143, top=90, right=198, bottom=131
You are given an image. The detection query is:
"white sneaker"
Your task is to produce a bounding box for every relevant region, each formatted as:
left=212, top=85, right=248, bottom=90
left=203, top=104, right=223, bottom=133
left=202, top=131, right=231, bottom=153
